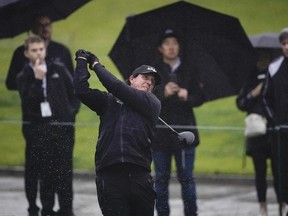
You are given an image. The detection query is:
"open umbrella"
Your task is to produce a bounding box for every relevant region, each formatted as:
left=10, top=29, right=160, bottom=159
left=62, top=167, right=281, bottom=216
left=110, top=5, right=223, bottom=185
left=0, top=0, right=19, bottom=7
left=109, top=1, right=256, bottom=102
left=249, top=32, right=282, bottom=60
left=0, top=0, right=91, bottom=39
left=249, top=32, right=281, bottom=48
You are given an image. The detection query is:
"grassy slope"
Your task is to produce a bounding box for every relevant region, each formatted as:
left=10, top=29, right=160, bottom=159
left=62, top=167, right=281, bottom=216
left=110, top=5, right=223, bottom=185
left=0, top=0, right=287, bottom=174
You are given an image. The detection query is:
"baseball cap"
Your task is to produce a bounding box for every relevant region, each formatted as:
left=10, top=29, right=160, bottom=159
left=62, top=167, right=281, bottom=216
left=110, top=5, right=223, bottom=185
left=131, top=65, right=161, bottom=85
left=158, top=29, right=179, bottom=46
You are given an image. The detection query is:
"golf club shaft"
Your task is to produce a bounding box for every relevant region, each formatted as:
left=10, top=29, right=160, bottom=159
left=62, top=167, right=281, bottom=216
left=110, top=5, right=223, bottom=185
left=158, top=117, right=179, bottom=135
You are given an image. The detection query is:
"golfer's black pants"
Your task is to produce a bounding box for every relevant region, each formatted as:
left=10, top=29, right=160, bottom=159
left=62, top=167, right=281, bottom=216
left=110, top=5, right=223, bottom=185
left=96, top=163, right=156, bottom=216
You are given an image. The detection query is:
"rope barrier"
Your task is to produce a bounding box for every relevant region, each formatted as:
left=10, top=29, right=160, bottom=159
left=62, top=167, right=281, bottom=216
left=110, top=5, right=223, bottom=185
left=0, top=119, right=244, bottom=130
left=1, top=120, right=287, bottom=131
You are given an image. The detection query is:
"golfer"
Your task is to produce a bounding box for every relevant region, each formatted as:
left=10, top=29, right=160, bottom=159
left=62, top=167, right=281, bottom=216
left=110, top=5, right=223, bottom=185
left=73, top=50, right=161, bottom=216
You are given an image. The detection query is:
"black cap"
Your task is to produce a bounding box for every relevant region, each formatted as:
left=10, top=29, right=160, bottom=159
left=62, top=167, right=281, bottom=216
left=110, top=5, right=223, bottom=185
left=279, top=27, right=288, bottom=43
left=131, top=65, right=161, bottom=85
left=158, top=29, right=179, bottom=46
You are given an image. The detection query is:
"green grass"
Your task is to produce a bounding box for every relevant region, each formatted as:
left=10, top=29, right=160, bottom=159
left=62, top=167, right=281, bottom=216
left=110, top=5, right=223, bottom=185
left=0, top=0, right=285, bottom=175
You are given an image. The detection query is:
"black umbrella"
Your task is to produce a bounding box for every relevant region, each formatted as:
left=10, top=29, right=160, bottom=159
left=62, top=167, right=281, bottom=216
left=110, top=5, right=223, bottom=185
left=249, top=32, right=282, bottom=60
left=109, top=1, right=256, bottom=102
left=0, top=0, right=91, bottom=39
left=0, top=0, right=19, bottom=7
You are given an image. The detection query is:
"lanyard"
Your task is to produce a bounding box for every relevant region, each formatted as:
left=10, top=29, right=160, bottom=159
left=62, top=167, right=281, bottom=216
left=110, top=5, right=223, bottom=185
left=42, top=76, right=47, bottom=100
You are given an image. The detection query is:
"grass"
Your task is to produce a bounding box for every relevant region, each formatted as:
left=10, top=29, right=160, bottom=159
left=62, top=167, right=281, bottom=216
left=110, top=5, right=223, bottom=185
left=0, top=0, right=286, bottom=175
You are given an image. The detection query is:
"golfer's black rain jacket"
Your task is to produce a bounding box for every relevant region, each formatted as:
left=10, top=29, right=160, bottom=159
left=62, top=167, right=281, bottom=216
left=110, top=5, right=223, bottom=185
left=73, top=60, right=161, bottom=173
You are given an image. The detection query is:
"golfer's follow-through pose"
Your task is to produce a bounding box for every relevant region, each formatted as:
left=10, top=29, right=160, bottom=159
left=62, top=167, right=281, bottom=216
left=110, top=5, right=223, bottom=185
left=73, top=49, right=161, bottom=216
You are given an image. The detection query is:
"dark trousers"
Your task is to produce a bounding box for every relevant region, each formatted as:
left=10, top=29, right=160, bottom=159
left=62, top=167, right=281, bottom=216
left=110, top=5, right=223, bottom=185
left=25, top=123, right=75, bottom=215
left=152, top=147, right=197, bottom=216
left=247, top=134, right=274, bottom=202
left=96, top=163, right=156, bottom=216
left=251, top=151, right=270, bottom=202
left=271, top=130, right=288, bottom=204
left=23, top=124, right=40, bottom=214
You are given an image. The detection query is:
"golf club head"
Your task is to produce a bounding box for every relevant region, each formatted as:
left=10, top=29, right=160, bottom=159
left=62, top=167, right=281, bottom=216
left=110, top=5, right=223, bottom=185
left=178, top=131, right=195, bottom=146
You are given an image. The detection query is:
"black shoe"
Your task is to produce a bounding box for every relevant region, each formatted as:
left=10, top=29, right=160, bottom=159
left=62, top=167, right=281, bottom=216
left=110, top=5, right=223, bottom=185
left=55, top=211, right=75, bottom=216
left=28, top=213, right=39, bottom=216
left=28, top=205, right=40, bottom=216
left=41, top=210, right=56, bottom=216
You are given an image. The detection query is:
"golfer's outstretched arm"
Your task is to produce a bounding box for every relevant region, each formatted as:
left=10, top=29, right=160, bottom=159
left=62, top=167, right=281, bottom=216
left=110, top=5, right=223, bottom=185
left=73, top=59, right=108, bottom=114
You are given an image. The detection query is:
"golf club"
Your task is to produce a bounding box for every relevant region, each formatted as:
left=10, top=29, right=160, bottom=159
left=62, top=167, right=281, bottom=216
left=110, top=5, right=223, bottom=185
left=158, top=117, right=195, bottom=146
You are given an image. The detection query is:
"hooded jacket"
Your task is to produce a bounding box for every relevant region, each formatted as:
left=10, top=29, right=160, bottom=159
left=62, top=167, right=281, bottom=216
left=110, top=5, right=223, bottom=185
left=73, top=60, right=161, bottom=173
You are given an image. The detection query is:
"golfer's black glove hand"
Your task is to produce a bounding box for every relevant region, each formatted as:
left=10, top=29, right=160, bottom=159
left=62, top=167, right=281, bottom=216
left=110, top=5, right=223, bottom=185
left=75, top=49, right=90, bottom=61
left=88, top=52, right=100, bottom=70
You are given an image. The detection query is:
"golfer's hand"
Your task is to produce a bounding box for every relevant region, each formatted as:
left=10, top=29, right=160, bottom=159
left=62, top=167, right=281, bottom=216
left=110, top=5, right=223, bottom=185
left=164, top=82, right=179, bottom=97
left=178, top=88, right=188, bottom=101
left=88, top=52, right=100, bottom=70
left=75, top=49, right=90, bottom=61
left=33, top=59, right=47, bottom=80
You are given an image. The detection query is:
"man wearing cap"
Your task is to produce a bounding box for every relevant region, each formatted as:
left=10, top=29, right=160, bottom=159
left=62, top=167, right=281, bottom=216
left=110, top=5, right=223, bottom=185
left=262, top=28, right=288, bottom=215
left=151, top=29, right=205, bottom=216
left=73, top=49, right=161, bottom=216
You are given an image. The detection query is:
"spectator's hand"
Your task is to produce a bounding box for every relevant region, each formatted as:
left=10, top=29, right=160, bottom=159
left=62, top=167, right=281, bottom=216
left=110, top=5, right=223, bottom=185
left=33, top=58, right=47, bottom=80
left=164, top=82, right=179, bottom=97
left=250, top=82, right=263, bottom=97
left=75, top=49, right=90, bottom=61
left=178, top=88, right=188, bottom=101
left=88, top=52, right=100, bottom=70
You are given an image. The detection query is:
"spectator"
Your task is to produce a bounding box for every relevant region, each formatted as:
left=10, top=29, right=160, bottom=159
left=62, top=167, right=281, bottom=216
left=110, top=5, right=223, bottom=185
left=6, top=15, right=74, bottom=216
left=151, top=29, right=205, bottom=216
left=262, top=27, right=288, bottom=216
left=6, top=15, right=73, bottom=90
left=16, top=35, right=79, bottom=216
left=236, top=49, right=276, bottom=216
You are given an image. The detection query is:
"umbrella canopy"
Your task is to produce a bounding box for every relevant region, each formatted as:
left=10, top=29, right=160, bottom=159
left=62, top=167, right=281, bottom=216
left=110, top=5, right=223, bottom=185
left=0, top=0, right=91, bottom=39
left=0, top=0, right=19, bottom=7
left=109, top=1, right=256, bottom=102
left=249, top=32, right=282, bottom=60
left=249, top=32, right=281, bottom=48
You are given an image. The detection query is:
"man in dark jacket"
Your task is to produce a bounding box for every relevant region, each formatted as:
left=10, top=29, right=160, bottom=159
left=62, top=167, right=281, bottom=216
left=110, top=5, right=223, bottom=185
left=151, top=29, right=205, bottom=216
left=8, top=15, right=74, bottom=216
left=6, top=15, right=73, bottom=90
left=74, top=49, right=161, bottom=216
left=262, top=28, right=288, bottom=216
left=16, top=35, right=80, bottom=216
